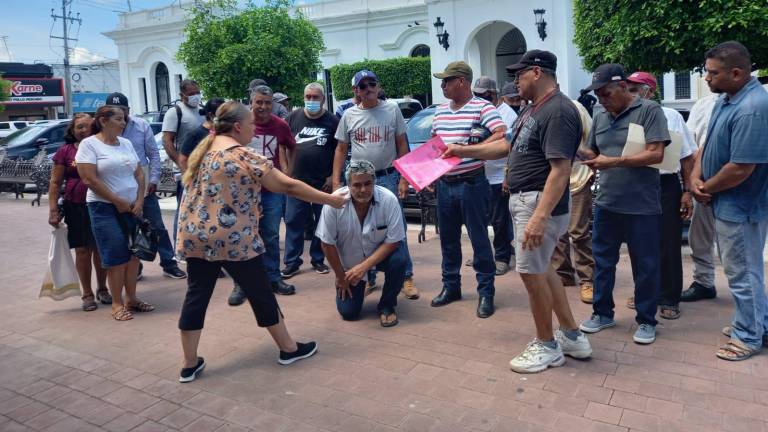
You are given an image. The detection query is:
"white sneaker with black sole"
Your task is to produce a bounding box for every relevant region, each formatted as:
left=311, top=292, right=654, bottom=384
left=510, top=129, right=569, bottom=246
left=555, top=329, right=593, bottom=359
left=278, top=341, right=318, bottom=365
left=179, top=357, right=205, bottom=383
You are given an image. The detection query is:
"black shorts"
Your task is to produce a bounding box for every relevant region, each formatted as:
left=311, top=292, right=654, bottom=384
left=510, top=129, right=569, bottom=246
left=62, top=201, right=96, bottom=249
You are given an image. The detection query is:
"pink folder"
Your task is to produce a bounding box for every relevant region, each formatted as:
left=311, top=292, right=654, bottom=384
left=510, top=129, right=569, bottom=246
left=393, top=136, right=461, bottom=192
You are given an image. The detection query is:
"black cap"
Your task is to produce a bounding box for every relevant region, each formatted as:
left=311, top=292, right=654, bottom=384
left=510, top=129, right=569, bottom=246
left=506, top=50, right=557, bottom=73
left=105, top=92, right=128, bottom=107
left=582, top=63, right=627, bottom=92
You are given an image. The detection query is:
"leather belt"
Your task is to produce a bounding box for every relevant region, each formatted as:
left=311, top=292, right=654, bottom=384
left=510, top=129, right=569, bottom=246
left=442, top=167, right=485, bottom=183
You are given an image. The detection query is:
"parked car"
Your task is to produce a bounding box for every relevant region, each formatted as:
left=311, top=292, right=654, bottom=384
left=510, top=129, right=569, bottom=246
left=2, top=120, right=70, bottom=159
left=389, top=98, right=424, bottom=120
left=0, top=121, right=30, bottom=139
left=138, top=100, right=181, bottom=124
left=403, top=105, right=436, bottom=212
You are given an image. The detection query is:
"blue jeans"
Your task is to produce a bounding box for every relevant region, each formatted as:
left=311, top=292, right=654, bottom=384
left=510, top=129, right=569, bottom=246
left=436, top=175, right=495, bottom=297
left=142, top=193, right=177, bottom=269
left=489, top=183, right=514, bottom=263
left=336, top=244, right=407, bottom=320
left=374, top=170, right=413, bottom=278
left=260, top=191, right=285, bottom=283
left=592, top=206, right=660, bottom=326
left=284, top=194, right=324, bottom=268
left=716, top=217, right=768, bottom=350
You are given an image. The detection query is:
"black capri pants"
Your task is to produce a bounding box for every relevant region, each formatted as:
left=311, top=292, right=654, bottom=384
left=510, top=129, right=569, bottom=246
left=179, top=256, right=282, bottom=330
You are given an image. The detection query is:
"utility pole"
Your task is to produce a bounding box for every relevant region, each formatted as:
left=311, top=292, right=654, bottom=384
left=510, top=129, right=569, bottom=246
left=51, top=1, right=81, bottom=118
left=0, top=36, right=12, bottom=61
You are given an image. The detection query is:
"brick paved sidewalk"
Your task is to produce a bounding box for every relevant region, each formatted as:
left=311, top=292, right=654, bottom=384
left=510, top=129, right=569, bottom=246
left=1, top=194, right=767, bottom=432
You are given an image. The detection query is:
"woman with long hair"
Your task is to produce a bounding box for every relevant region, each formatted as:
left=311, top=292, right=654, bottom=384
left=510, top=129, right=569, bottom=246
left=176, top=101, right=347, bottom=382
left=48, top=113, right=109, bottom=310
left=76, top=105, right=152, bottom=321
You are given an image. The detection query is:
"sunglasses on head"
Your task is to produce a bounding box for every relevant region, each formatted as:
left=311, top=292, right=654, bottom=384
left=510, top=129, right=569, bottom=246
left=357, top=81, right=378, bottom=90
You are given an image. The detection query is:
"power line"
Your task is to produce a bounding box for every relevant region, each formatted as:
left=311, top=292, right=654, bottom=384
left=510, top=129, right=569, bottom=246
left=0, top=36, right=13, bottom=61
left=51, top=0, right=83, bottom=118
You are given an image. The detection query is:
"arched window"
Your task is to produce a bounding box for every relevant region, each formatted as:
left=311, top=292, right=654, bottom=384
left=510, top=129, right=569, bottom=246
left=155, top=62, right=170, bottom=109
left=410, top=44, right=430, bottom=57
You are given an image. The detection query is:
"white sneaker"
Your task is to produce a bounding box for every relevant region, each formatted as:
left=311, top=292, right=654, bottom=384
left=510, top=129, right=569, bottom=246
left=555, top=329, right=593, bottom=359
left=509, top=340, right=565, bottom=373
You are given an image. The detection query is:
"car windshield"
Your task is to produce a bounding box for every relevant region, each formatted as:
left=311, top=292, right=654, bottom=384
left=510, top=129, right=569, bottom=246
left=3, top=125, right=47, bottom=147
left=406, top=108, right=435, bottom=147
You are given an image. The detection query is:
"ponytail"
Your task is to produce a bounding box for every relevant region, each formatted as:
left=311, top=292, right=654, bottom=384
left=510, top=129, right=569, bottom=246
left=181, top=100, right=250, bottom=186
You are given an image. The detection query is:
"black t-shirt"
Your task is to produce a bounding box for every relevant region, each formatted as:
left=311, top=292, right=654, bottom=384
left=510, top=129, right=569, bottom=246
left=180, top=125, right=210, bottom=157
left=505, top=91, right=581, bottom=216
left=286, top=109, right=339, bottom=186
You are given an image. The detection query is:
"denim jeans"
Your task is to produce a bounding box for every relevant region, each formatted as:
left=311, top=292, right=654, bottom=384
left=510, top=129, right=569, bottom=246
left=260, top=191, right=285, bottom=283
left=592, top=206, right=660, bottom=326
left=373, top=170, right=413, bottom=279
left=142, top=193, right=177, bottom=269
left=489, top=183, right=514, bottom=263
left=716, top=217, right=768, bottom=350
left=436, top=174, right=495, bottom=297
left=283, top=195, right=325, bottom=268
left=336, top=244, right=407, bottom=320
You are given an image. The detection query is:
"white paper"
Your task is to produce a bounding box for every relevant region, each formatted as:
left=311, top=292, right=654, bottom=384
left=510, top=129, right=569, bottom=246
left=620, top=123, right=681, bottom=172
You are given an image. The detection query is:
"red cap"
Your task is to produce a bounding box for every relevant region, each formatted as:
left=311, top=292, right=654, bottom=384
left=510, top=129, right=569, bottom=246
left=627, top=71, right=657, bottom=92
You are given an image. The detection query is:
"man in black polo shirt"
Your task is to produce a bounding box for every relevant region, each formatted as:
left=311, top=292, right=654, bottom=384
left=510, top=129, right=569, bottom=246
left=578, top=64, right=670, bottom=345
left=444, top=50, right=592, bottom=372
left=281, top=83, right=338, bottom=278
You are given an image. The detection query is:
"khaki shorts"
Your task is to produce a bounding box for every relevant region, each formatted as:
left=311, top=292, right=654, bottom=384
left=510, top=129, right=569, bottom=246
left=509, top=191, right=569, bottom=274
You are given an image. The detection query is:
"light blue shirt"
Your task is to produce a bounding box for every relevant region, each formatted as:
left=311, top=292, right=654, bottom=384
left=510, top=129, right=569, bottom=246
left=702, top=78, right=768, bottom=223
left=316, top=185, right=405, bottom=280
left=121, top=116, right=161, bottom=185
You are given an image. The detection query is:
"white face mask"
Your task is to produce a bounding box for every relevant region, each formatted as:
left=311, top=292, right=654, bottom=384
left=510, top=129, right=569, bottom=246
left=186, top=94, right=202, bottom=108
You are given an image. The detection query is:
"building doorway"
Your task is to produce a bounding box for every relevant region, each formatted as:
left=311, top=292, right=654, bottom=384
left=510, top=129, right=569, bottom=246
left=154, top=62, right=170, bottom=109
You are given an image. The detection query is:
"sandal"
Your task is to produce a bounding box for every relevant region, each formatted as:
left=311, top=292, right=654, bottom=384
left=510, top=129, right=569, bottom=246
left=660, top=305, right=681, bottom=320
left=722, top=326, right=768, bottom=347
left=112, top=307, right=133, bottom=321
left=96, top=290, right=112, bottom=305
left=716, top=339, right=758, bottom=361
left=127, top=300, right=155, bottom=313
left=626, top=296, right=635, bottom=310
left=81, top=295, right=98, bottom=312
left=379, top=309, right=398, bottom=328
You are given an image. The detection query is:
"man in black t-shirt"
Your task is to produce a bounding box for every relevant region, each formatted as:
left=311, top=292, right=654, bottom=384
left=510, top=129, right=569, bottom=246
left=280, top=83, right=339, bottom=278
left=443, top=50, right=592, bottom=373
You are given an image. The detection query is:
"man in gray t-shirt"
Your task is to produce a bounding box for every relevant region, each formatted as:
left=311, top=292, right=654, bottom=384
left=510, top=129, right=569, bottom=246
left=162, top=80, right=205, bottom=168
left=578, top=64, right=670, bottom=346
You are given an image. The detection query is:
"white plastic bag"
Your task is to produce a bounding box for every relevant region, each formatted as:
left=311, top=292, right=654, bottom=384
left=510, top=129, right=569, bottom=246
left=39, top=225, right=81, bottom=300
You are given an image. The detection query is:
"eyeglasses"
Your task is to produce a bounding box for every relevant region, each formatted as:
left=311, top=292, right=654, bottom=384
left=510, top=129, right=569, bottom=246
left=441, top=76, right=461, bottom=85
left=513, top=66, right=535, bottom=82
left=357, top=81, right=378, bottom=90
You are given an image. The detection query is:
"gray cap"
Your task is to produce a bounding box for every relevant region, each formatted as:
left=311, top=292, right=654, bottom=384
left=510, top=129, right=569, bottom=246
left=273, top=92, right=289, bottom=103
left=500, top=82, right=519, bottom=98
left=247, top=78, right=267, bottom=92
left=472, top=76, right=497, bottom=94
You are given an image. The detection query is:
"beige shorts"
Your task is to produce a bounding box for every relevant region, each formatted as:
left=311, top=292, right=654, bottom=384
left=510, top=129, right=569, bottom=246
left=509, top=191, right=570, bottom=274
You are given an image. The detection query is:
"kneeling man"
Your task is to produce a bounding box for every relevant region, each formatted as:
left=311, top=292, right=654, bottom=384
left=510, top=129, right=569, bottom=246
left=317, top=160, right=407, bottom=327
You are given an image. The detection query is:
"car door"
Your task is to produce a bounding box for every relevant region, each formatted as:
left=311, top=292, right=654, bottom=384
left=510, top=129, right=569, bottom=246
left=37, top=124, right=67, bottom=157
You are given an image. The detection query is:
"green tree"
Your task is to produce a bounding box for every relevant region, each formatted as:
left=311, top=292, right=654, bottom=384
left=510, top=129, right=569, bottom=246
left=574, top=0, right=768, bottom=73
left=0, top=79, right=10, bottom=113
left=329, top=57, right=431, bottom=101
left=177, top=0, right=324, bottom=102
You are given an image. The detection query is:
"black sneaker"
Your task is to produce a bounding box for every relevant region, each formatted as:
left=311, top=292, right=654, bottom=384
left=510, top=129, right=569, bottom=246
left=271, top=280, right=296, bottom=296
left=311, top=262, right=330, bottom=274
left=179, top=357, right=205, bottom=383
left=281, top=265, right=300, bottom=279
left=278, top=342, right=317, bottom=365
left=228, top=284, right=246, bottom=306
left=681, top=281, right=716, bottom=302
left=136, top=262, right=143, bottom=281
left=163, top=265, right=187, bottom=279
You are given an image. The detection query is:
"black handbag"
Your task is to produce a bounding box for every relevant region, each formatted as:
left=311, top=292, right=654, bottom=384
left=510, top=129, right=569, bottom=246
left=118, top=216, right=159, bottom=261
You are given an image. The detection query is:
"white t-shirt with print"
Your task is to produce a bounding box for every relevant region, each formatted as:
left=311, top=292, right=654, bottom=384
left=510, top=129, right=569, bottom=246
left=76, top=135, right=140, bottom=204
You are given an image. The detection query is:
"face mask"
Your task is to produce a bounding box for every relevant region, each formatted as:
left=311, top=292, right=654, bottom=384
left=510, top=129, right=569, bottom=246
left=186, top=94, right=202, bottom=108
left=304, top=100, right=322, bottom=114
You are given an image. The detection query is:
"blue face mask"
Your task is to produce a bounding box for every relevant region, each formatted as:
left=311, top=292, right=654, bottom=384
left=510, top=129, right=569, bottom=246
left=304, top=100, right=321, bottom=114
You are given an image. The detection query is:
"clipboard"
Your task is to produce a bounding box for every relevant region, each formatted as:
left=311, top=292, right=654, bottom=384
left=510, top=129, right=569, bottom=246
left=620, top=123, right=681, bottom=171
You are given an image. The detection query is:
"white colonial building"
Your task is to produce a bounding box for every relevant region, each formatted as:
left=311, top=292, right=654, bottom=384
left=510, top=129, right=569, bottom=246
left=104, top=0, right=706, bottom=115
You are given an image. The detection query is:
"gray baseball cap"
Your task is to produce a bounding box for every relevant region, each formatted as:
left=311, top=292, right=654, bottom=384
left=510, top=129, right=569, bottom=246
left=472, top=76, right=497, bottom=94
left=500, top=82, right=520, bottom=97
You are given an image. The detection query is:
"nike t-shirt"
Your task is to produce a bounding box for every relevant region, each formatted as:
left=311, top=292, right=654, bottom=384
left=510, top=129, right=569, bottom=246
left=286, top=109, right=339, bottom=187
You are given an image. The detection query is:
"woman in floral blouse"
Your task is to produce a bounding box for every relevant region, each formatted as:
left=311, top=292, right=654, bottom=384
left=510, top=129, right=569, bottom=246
left=176, top=100, right=347, bottom=382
